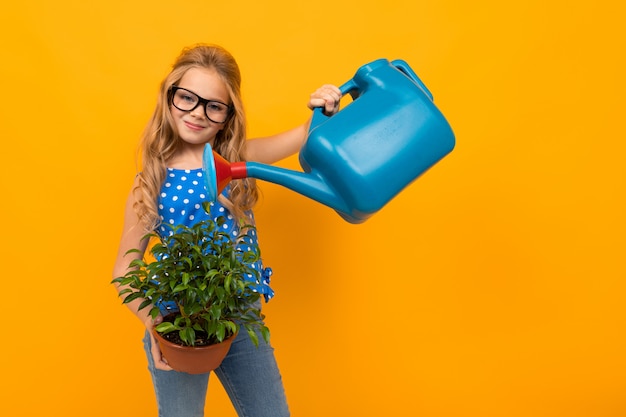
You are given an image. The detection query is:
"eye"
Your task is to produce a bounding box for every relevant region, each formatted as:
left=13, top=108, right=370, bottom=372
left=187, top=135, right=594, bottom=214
left=174, top=89, right=197, bottom=104
left=179, top=93, right=196, bottom=103
left=207, top=102, right=228, bottom=113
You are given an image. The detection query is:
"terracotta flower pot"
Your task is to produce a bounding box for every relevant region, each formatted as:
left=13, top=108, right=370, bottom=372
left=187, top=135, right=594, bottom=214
left=153, top=330, right=237, bottom=374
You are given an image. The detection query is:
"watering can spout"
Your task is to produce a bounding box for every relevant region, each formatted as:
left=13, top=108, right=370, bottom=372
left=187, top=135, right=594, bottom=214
left=202, top=144, right=358, bottom=221
left=246, top=163, right=352, bottom=216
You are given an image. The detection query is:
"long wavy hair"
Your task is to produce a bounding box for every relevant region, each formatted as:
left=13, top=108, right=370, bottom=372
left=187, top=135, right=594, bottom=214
left=133, top=44, right=258, bottom=231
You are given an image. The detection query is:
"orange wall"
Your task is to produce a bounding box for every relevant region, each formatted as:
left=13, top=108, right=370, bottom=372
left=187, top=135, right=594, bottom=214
left=1, top=1, right=625, bottom=416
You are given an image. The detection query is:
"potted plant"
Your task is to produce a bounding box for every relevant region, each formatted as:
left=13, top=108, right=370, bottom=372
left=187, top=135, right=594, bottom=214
left=112, top=203, right=270, bottom=374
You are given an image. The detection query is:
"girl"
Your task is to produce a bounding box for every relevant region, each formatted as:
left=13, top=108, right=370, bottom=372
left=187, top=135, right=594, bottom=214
left=112, top=44, right=341, bottom=417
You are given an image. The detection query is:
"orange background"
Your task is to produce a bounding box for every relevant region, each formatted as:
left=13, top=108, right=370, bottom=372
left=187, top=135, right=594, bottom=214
left=1, top=1, right=625, bottom=416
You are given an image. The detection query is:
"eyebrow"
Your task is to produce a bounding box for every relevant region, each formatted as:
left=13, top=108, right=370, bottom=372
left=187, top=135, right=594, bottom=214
left=175, top=86, right=229, bottom=104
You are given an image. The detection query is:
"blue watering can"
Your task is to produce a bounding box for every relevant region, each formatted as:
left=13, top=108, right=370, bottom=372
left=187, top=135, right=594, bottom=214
left=203, top=58, right=455, bottom=223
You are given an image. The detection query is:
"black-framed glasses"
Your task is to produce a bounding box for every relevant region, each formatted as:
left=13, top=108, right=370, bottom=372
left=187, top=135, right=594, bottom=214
left=170, top=86, right=231, bottom=123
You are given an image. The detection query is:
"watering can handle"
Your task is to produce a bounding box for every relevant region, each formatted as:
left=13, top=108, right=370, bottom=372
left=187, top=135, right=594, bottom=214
left=309, top=59, right=434, bottom=131
left=391, top=59, right=433, bottom=100
left=308, top=79, right=353, bottom=133
left=310, top=76, right=366, bottom=131
left=338, top=79, right=358, bottom=96
left=337, top=60, right=433, bottom=101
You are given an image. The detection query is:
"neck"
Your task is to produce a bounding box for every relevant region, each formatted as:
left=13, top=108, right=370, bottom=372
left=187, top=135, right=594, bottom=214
left=169, top=143, right=207, bottom=169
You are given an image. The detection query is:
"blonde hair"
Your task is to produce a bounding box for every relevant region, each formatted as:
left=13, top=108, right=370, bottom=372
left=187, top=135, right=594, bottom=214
left=134, top=44, right=258, bottom=231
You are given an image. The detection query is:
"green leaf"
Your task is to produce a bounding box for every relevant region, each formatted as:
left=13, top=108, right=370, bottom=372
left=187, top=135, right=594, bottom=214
left=172, top=284, right=188, bottom=293
left=121, top=292, right=144, bottom=304
left=128, top=259, right=147, bottom=269
left=224, top=321, right=238, bottom=335
left=137, top=299, right=153, bottom=311
left=245, top=325, right=259, bottom=348
left=206, top=321, right=217, bottom=336
left=260, top=326, right=270, bottom=344
left=180, top=327, right=196, bottom=346
left=112, top=276, right=134, bottom=286
left=185, top=303, right=203, bottom=317
left=155, top=322, right=178, bottom=334
left=210, top=304, right=221, bottom=320
left=216, top=287, right=225, bottom=301
left=149, top=307, right=160, bottom=320
left=216, top=322, right=225, bottom=342
left=174, top=316, right=190, bottom=328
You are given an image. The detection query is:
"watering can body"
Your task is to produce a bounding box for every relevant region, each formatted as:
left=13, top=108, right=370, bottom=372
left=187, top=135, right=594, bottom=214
left=203, top=58, right=455, bottom=223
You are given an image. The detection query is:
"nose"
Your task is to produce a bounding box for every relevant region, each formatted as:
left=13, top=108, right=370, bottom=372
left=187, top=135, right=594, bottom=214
left=189, top=102, right=206, bottom=118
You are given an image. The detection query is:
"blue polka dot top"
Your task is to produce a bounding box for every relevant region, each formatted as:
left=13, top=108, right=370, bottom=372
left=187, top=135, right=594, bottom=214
left=156, top=168, right=274, bottom=305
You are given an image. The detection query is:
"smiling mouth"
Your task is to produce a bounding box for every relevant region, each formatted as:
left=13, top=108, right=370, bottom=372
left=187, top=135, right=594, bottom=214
left=184, top=121, right=206, bottom=131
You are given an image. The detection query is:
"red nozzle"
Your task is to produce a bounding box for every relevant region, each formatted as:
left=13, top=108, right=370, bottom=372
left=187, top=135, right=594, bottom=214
left=213, top=151, right=248, bottom=195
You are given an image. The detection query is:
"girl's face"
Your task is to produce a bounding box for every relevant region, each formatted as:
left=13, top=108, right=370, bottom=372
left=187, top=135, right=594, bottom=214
left=170, top=67, right=231, bottom=148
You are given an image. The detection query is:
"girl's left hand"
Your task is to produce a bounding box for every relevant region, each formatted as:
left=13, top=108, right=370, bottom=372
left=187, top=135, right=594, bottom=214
left=308, top=84, right=342, bottom=116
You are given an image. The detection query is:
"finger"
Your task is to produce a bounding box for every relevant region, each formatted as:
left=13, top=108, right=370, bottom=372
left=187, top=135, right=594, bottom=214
left=307, top=97, right=325, bottom=110
left=156, top=356, right=173, bottom=371
left=317, top=84, right=341, bottom=95
left=308, top=93, right=340, bottom=111
left=150, top=332, right=173, bottom=371
left=143, top=313, right=163, bottom=329
left=316, top=86, right=341, bottom=104
left=325, top=97, right=340, bottom=114
left=308, top=85, right=342, bottom=109
left=325, top=85, right=342, bottom=102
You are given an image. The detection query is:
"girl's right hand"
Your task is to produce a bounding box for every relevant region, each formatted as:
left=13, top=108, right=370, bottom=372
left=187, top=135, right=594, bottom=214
left=307, top=84, right=342, bottom=116
left=145, top=314, right=174, bottom=371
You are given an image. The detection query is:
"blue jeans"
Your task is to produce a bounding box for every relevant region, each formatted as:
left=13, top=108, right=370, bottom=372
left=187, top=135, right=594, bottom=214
left=143, top=327, right=290, bottom=417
